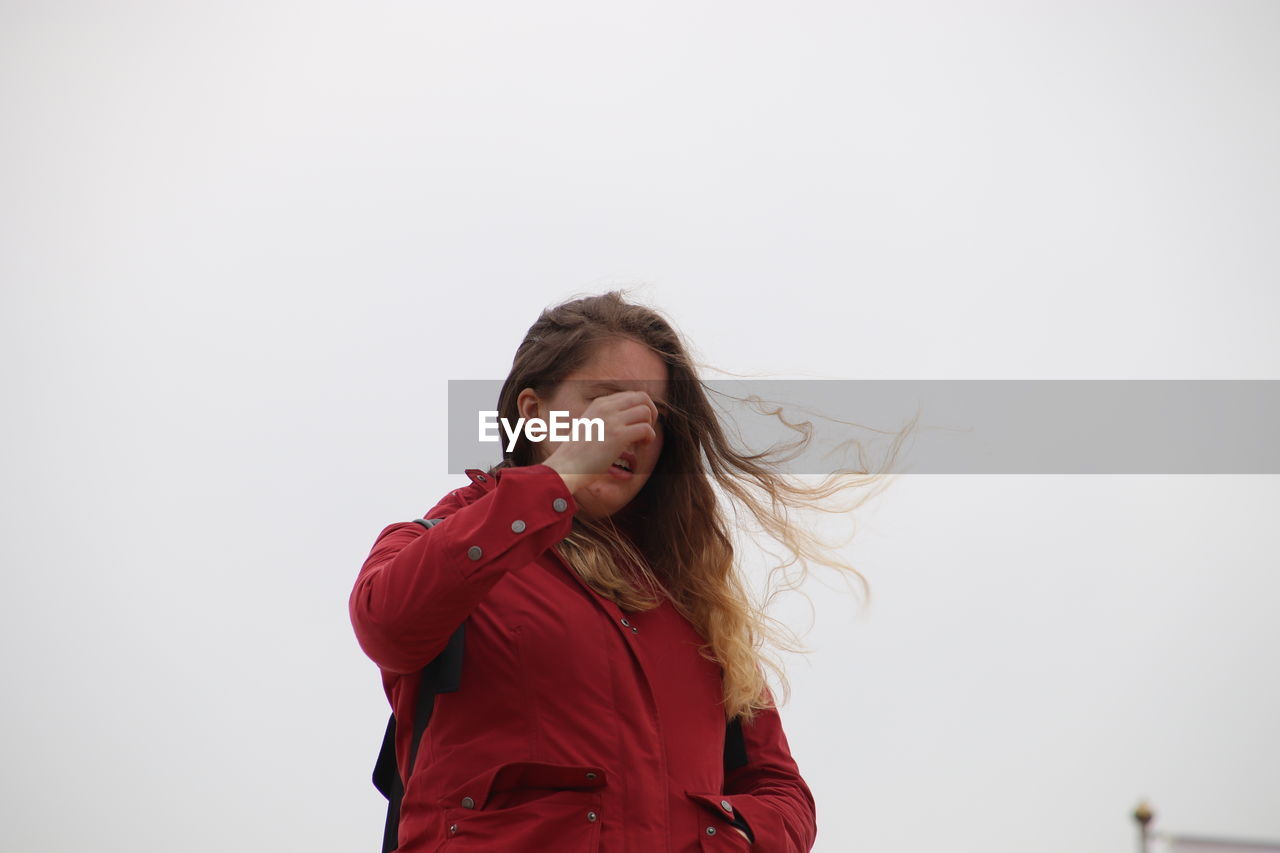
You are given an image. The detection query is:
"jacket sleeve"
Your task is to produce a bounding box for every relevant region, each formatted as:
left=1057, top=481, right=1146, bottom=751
left=349, top=464, right=577, bottom=675
left=723, top=687, right=818, bottom=853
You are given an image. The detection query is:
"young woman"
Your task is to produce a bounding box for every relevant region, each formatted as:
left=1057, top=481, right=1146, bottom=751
left=351, top=291, right=880, bottom=852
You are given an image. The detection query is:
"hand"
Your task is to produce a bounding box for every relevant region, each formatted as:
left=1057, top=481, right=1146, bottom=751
left=731, top=826, right=751, bottom=843
left=541, top=390, right=659, bottom=494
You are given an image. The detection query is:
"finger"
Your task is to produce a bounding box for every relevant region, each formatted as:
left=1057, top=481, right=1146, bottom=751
left=619, top=421, right=657, bottom=446
left=613, top=389, right=658, bottom=414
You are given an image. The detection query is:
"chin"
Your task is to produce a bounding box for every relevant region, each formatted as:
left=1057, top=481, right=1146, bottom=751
left=583, top=499, right=629, bottom=519
left=581, top=493, right=638, bottom=521
left=582, top=473, right=653, bottom=515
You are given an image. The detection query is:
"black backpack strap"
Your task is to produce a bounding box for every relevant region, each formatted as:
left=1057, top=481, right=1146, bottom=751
left=722, top=715, right=755, bottom=842
left=373, top=517, right=467, bottom=853
left=724, top=715, right=749, bottom=772
left=408, top=621, right=466, bottom=770
left=374, top=716, right=401, bottom=852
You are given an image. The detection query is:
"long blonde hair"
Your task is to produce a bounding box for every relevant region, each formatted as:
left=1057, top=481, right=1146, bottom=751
left=488, top=290, right=911, bottom=723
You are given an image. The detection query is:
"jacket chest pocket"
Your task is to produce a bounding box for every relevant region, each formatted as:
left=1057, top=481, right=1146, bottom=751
left=440, top=760, right=607, bottom=852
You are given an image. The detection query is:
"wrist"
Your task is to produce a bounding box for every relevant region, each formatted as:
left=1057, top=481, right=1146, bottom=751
left=540, top=457, right=591, bottom=496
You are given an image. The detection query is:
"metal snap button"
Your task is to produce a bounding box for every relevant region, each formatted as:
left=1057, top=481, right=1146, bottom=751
left=706, top=826, right=717, bottom=836
left=467, top=546, right=482, bottom=560
left=553, top=498, right=568, bottom=512
left=585, top=772, right=597, bottom=780
left=587, top=811, right=598, bottom=822
left=476, top=474, right=487, bottom=482
left=448, top=824, right=457, bottom=834
left=461, top=796, right=475, bottom=809
left=511, top=519, right=526, bottom=533
left=721, top=799, right=733, bottom=812
left=630, top=626, right=639, bottom=633
left=620, top=618, right=630, bottom=627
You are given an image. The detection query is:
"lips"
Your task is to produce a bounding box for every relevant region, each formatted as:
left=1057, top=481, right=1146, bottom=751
left=609, top=451, right=638, bottom=479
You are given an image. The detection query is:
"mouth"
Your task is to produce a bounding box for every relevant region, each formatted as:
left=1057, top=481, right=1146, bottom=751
left=608, top=451, right=638, bottom=480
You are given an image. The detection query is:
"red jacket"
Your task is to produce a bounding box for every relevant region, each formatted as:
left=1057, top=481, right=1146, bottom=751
left=350, top=463, right=817, bottom=852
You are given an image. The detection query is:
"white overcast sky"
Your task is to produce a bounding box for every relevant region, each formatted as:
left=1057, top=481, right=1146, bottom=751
left=3, top=2, right=1279, bottom=852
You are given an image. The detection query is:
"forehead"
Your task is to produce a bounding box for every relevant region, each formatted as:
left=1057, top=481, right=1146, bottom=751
left=563, top=338, right=669, bottom=400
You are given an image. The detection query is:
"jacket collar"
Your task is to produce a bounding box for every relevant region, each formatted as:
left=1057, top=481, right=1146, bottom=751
left=463, top=467, right=500, bottom=492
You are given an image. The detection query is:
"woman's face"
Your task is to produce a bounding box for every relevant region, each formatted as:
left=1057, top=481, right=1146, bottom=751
left=519, top=337, right=668, bottom=520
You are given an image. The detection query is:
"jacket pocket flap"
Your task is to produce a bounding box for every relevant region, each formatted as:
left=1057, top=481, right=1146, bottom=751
left=686, top=791, right=755, bottom=844
left=685, top=790, right=739, bottom=818
left=448, top=761, right=608, bottom=809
